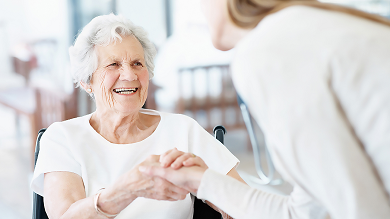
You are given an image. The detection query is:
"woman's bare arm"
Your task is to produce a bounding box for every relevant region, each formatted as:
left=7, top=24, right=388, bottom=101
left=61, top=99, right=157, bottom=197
left=44, top=155, right=189, bottom=219
left=44, top=171, right=111, bottom=219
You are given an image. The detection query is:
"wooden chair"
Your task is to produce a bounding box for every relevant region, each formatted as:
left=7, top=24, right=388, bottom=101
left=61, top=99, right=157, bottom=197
left=145, top=81, right=161, bottom=110
left=0, top=85, right=77, bottom=168
left=0, top=39, right=77, bottom=168
left=11, top=52, right=37, bottom=84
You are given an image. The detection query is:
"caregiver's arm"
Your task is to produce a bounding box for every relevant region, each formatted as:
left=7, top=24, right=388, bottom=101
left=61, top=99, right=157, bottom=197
left=144, top=149, right=309, bottom=219
left=44, top=155, right=188, bottom=219
left=140, top=156, right=302, bottom=219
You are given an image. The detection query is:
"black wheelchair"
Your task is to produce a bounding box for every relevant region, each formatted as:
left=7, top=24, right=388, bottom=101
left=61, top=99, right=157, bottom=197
left=33, top=126, right=227, bottom=219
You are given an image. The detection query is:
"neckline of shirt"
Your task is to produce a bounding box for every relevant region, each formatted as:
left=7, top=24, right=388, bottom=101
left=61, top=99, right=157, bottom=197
left=85, top=108, right=164, bottom=146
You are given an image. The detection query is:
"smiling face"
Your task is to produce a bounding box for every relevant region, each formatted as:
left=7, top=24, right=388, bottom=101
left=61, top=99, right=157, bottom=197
left=88, top=35, right=149, bottom=114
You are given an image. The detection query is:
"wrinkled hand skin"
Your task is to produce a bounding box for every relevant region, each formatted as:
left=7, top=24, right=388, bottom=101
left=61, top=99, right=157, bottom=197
left=114, top=155, right=190, bottom=201
left=140, top=150, right=234, bottom=219
left=139, top=150, right=208, bottom=194
left=159, top=148, right=208, bottom=170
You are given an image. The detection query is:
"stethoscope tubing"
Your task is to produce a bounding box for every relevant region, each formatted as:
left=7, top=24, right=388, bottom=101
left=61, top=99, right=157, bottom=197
left=238, top=95, right=283, bottom=185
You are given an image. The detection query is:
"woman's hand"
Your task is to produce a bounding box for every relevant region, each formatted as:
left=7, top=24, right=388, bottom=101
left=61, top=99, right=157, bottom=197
left=159, top=148, right=208, bottom=170
left=112, top=154, right=189, bottom=201
left=139, top=149, right=209, bottom=194
left=97, top=155, right=190, bottom=216
left=145, top=149, right=236, bottom=219
left=133, top=155, right=190, bottom=200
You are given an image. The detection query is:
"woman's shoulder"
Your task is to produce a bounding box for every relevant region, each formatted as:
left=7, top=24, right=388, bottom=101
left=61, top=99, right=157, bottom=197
left=44, top=114, right=92, bottom=137
left=141, top=109, right=195, bottom=123
left=145, top=109, right=201, bottom=131
left=161, top=111, right=198, bottom=124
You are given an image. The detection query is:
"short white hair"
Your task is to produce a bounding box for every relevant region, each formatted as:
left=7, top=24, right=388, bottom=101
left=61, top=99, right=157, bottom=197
left=69, top=13, right=157, bottom=88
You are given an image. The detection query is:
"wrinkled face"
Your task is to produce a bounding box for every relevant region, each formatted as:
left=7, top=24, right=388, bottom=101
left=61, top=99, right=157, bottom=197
left=201, top=0, right=233, bottom=51
left=91, top=35, right=149, bottom=114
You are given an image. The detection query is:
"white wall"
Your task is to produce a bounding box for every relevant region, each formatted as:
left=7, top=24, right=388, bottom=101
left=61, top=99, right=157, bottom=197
left=320, top=0, right=390, bottom=17
left=117, top=0, right=167, bottom=47
left=0, top=0, right=73, bottom=92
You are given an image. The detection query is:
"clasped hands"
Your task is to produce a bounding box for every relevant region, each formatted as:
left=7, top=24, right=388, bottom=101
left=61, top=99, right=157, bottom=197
left=96, top=149, right=211, bottom=217
left=140, top=148, right=208, bottom=195
left=112, top=148, right=207, bottom=205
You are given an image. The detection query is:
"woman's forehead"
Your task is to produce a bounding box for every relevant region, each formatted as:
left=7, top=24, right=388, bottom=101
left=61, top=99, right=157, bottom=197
left=96, top=36, right=145, bottom=62
left=101, top=53, right=144, bottom=62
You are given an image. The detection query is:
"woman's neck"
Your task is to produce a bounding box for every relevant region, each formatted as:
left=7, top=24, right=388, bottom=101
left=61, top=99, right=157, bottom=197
left=90, top=109, right=149, bottom=144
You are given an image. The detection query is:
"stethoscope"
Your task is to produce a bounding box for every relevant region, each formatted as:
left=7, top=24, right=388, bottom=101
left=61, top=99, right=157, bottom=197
left=237, top=95, right=283, bottom=185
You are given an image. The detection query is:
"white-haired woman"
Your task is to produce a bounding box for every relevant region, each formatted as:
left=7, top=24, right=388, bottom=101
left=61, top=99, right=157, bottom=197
left=139, top=0, right=390, bottom=218
left=31, top=14, right=244, bottom=219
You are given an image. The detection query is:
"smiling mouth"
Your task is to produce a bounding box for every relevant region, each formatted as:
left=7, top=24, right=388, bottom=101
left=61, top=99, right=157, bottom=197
left=113, top=88, right=138, bottom=94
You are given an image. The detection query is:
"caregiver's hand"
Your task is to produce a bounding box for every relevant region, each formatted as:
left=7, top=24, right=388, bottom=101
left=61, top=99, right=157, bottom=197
left=159, top=147, right=208, bottom=170
left=139, top=149, right=208, bottom=193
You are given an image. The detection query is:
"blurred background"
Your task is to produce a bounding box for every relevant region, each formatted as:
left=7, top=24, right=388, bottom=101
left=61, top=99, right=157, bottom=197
left=0, top=0, right=389, bottom=218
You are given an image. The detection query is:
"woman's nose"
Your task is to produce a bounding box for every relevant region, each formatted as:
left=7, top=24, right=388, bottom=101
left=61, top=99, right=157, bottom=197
left=119, top=64, right=138, bottom=81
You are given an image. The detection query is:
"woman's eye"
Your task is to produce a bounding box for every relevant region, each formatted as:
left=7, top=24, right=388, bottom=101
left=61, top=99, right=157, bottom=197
left=134, top=62, right=143, bottom=67
left=108, top=63, right=118, bottom=67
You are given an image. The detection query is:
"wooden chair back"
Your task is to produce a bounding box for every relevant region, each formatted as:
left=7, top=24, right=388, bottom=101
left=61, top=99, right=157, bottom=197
left=28, top=85, right=77, bottom=168
left=176, top=65, right=245, bottom=133
left=33, top=87, right=66, bottom=131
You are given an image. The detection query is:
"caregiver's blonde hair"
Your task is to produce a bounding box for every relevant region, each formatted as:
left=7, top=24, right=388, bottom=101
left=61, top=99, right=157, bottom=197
left=227, top=0, right=390, bottom=28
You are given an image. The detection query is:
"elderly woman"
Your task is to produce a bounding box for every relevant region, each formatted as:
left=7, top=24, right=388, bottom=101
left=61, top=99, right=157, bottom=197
left=31, top=14, right=244, bottom=219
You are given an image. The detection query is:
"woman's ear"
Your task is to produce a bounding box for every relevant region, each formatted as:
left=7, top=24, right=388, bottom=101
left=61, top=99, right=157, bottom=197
left=80, top=81, right=92, bottom=93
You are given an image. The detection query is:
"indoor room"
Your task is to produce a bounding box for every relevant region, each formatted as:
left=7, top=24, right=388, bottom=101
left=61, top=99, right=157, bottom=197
left=0, top=0, right=389, bottom=218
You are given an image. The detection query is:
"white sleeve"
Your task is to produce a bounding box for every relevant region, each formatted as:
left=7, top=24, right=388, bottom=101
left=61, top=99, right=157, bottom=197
left=198, top=169, right=328, bottom=219
left=186, top=117, right=239, bottom=175
left=30, top=122, right=82, bottom=196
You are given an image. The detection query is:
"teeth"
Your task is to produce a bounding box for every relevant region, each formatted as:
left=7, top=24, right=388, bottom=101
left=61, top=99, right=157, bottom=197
left=114, top=88, right=138, bottom=94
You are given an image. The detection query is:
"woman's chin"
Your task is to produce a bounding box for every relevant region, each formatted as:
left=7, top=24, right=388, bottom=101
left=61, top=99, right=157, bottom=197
left=212, top=38, right=234, bottom=51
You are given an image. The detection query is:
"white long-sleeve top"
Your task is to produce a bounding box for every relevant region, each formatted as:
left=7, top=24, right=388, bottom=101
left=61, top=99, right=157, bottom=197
left=197, top=5, right=390, bottom=219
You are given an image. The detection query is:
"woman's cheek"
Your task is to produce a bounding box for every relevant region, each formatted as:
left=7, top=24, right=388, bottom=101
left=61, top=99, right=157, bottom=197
left=139, top=69, right=149, bottom=104
left=99, top=69, right=117, bottom=108
left=103, top=70, right=118, bottom=89
left=140, top=83, right=149, bottom=105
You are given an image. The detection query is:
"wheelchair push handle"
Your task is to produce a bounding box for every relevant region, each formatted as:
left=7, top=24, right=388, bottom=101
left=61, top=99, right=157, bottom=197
left=213, top=125, right=226, bottom=144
